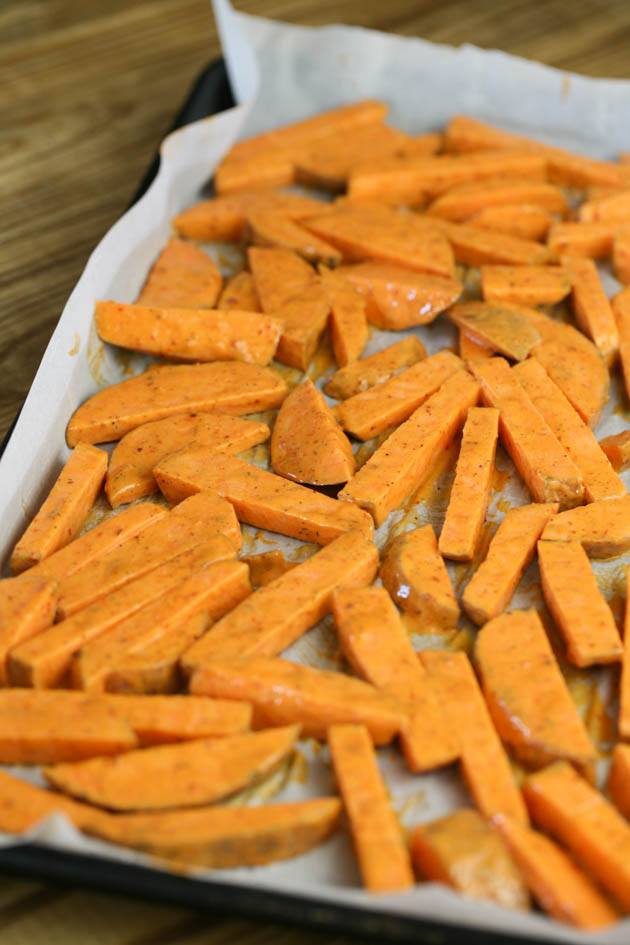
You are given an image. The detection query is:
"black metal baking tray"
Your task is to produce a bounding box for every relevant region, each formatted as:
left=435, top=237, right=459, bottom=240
left=0, top=56, right=557, bottom=945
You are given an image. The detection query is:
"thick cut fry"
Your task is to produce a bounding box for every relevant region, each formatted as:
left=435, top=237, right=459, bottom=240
left=541, top=496, right=630, bottom=556
left=608, top=744, right=630, bottom=818
left=431, top=219, right=548, bottom=266
left=190, top=657, right=405, bottom=746
left=617, top=571, right=630, bottom=740
left=71, top=560, right=250, bottom=692
left=421, top=650, right=528, bottom=823
left=496, top=816, right=618, bottom=930
left=248, top=246, right=316, bottom=313
left=462, top=503, right=558, bottom=625
left=66, top=362, right=287, bottom=446
left=45, top=727, right=299, bottom=812
left=524, top=762, right=630, bottom=910
left=319, top=266, right=368, bottom=366
left=0, top=769, right=102, bottom=834
left=336, top=263, right=461, bottom=329
left=481, top=265, right=571, bottom=307
left=271, top=379, right=355, bottom=485
left=600, top=431, right=630, bottom=471
left=339, top=371, right=480, bottom=525
left=411, top=810, right=529, bottom=911
left=336, top=351, right=463, bottom=441
left=0, top=575, right=57, bottom=684
left=614, top=288, right=630, bottom=403
left=136, top=238, right=222, bottom=308
left=439, top=407, right=498, bottom=561
left=174, top=192, right=327, bottom=242
left=458, top=330, right=493, bottom=360
left=470, top=357, right=584, bottom=509
left=182, top=530, right=377, bottom=671
left=247, top=209, right=342, bottom=266
left=10, top=444, right=107, bottom=574
left=448, top=302, right=541, bottom=361
left=241, top=551, right=297, bottom=588
left=579, top=189, right=630, bottom=223
left=154, top=450, right=372, bottom=544
left=0, top=690, right=137, bottom=763
left=614, top=227, right=630, bottom=284
left=324, top=337, right=426, bottom=400
left=106, top=413, right=270, bottom=508
left=95, top=302, right=281, bottom=366
left=476, top=610, right=596, bottom=769
left=513, top=359, right=624, bottom=502
left=472, top=204, right=554, bottom=241
left=215, top=151, right=295, bottom=195
left=332, top=586, right=459, bottom=772
left=108, top=693, right=252, bottom=744
left=272, top=283, right=331, bottom=371
left=427, top=180, right=568, bottom=221
left=218, top=270, right=261, bottom=311
left=537, top=540, right=622, bottom=667
left=562, top=256, right=618, bottom=365
left=328, top=724, right=414, bottom=891
left=380, top=526, right=459, bottom=631
left=548, top=222, right=615, bottom=260
left=8, top=539, right=234, bottom=689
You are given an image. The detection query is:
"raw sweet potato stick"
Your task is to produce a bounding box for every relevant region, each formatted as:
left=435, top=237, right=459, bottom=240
left=324, top=337, right=426, bottom=400
left=136, top=238, right=222, bottom=308
left=613, top=287, right=630, bottom=403
left=472, top=204, right=553, bottom=241
left=541, top=496, right=630, bottom=556
left=430, top=218, right=548, bottom=266
left=562, top=256, right=619, bottom=365
left=247, top=209, right=342, bottom=265
left=548, top=222, right=615, bottom=259
left=448, top=302, right=541, bottom=361
left=318, top=265, right=368, bottom=366
left=426, top=180, right=568, bottom=221
left=613, top=227, right=630, bottom=283
left=107, top=693, right=252, bottom=745
left=174, top=192, right=328, bottom=242
left=578, top=189, right=630, bottom=223
left=0, top=575, right=58, bottom=684
left=218, top=271, right=261, bottom=310
left=481, top=265, right=571, bottom=306
left=608, top=744, right=630, bottom=818
left=617, top=569, right=630, bottom=741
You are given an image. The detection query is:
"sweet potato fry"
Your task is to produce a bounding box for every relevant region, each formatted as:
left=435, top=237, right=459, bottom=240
left=427, top=180, right=568, bottom=222
left=439, top=407, right=498, bottom=561
left=537, top=539, right=622, bottom=667
left=524, top=762, right=630, bottom=910
left=379, top=526, right=459, bottom=631
left=449, top=302, right=540, bottom=362
left=339, top=371, right=480, bottom=525
left=495, top=815, right=618, bottom=930
left=324, top=337, right=426, bottom=399
left=66, top=361, right=287, bottom=446
left=562, top=256, right=618, bottom=365
left=10, top=443, right=107, bottom=574
left=541, top=496, right=630, bottom=556
left=613, top=226, right=630, bottom=284
left=616, top=572, right=630, bottom=740
left=328, top=724, right=414, bottom=891
left=608, top=744, right=630, bottom=818
left=174, top=192, right=327, bottom=242
left=271, top=379, right=355, bottom=485
left=579, top=189, right=630, bottom=223
left=95, top=302, right=282, bottom=366
left=462, top=503, right=558, bottom=625
left=476, top=609, right=596, bottom=769
left=136, top=238, right=222, bottom=309
left=319, top=266, right=368, bottom=366
left=154, top=450, right=373, bottom=544
left=548, top=222, right=615, bottom=260
left=411, top=809, right=529, bottom=911
left=241, top=551, right=297, bottom=588
left=272, top=283, right=331, bottom=371
left=0, top=769, right=102, bottom=834
left=247, top=246, right=316, bottom=312
left=481, top=265, right=571, bottom=307
left=0, top=574, right=57, bottom=684
left=218, top=270, right=261, bottom=311
left=420, top=650, right=528, bottom=823
left=181, top=530, right=377, bottom=671
left=332, top=586, right=458, bottom=772
left=215, top=151, right=295, bottom=195
left=599, top=431, right=630, bottom=471
left=247, top=209, right=342, bottom=266
left=470, top=357, right=584, bottom=508
left=458, top=330, right=493, bottom=360
left=430, top=219, right=549, bottom=266
left=44, top=726, right=299, bottom=811
left=106, top=413, right=270, bottom=508
left=471, top=204, right=554, bottom=241
left=614, top=287, right=630, bottom=402
left=109, top=692, right=252, bottom=745
left=335, top=350, right=463, bottom=441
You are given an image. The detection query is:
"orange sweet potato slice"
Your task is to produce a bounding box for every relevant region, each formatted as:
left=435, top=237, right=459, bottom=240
left=336, top=350, right=463, bottom=441
left=339, top=371, right=480, bottom=525
left=181, top=530, right=377, bottom=672
left=108, top=692, right=252, bottom=745
left=247, top=209, right=342, bottom=266
left=66, top=362, right=287, bottom=446
left=427, top=180, right=568, bottom=221
left=241, top=551, right=297, bottom=588
left=0, top=769, right=102, bottom=834
left=174, top=192, right=327, bottom=242
left=44, top=726, right=299, bottom=812
left=431, top=218, right=549, bottom=266
left=332, top=586, right=458, bottom=772
left=247, top=246, right=316, bottom=312
left=411, top=809, right=529, bottom=911
left=0, top=574, right=57, bottom=684
left=541, top=496, right=630, bottom=557
left=579, top=189, right=630, bottom=223
left=613, top=227, right=630, bottom=284
left=614, top=574, right=630, bottom=740
left=614, top=287, right=630, bottom=402
left=215, top=151, right=295, bottom=195
left=10, top=443, right=107, bottom=574
left=562, top=256, right=618, bottom=365
left=524, top=761, right=630, bottom=910
left=470, top=357, right=584, bottom=509
left=271, top=379, right=354, bottom=485
left=421, top=650, right=528, bottom=823
left=476, top=609, right=596, bottom=769
left=608, top=744, right=630, bottom=818
left=324, top=337, right=426, bottom=400
left=272, top=283, right=331, bottom=371
left=481, top=265, right=571, bottom=306
left=537, top=539, right=622, bottom=667
left=190, top=657, right=405, bottom=746
left=548, top=222, right=615, bottom=260
left=218, top=270, right=261, bottom=311
left=329, top=724, right=414, bottom=891
left=154, top=449, right=372, bottom=545
left=448, top=302, right=541, bottom=361
left=106, top=412, right=270, bottom=508
left=136, top=238, right=222, bottom=309
left=319, top=266, right=368, bottom=366
left=599, top=431, right=630, bottom=471
left=471, top=204, right=554, bottom=241
left=458, top=330, right=493, bottom=360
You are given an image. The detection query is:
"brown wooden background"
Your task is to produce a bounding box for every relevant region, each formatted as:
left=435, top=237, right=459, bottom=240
left=2, top=0, right=630, bottom=941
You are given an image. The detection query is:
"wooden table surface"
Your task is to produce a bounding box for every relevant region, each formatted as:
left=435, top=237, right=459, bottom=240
left=2, top=0, right=630, bottom=941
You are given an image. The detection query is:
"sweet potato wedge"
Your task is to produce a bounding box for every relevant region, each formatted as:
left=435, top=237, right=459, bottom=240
left=537, top=540, right=622, bottom=667
left=136, top=238, right=222, bottom=309
left=524, top=762, right=630, bottom=910
left=472, top=204, right=553, bottom=241
left=215, top=151, right=295, bottom=195
left=247, top=246, right=316, bottom=312
left=10, top=443, right=107, bottom=574
left=614, top=287, right=630, bottom=403
left=108, top=692, right=252, bottom=745
left=247, top=209, right=342, bottom=266
left=448, top=302, right=541, bottom=361
left=241, top=551, right=297, bottom=588
left=481, top=265, right=571, bottom=307
left=329, top=724, right=414, bottom=891
left=462, top=503, right=558, bottom=625
left=541, top=496, right=630, bottom=556
left=431, top=219, right=548, bottom=266
left=613, top=226, right=630, bottom=284
left=319, top=265, right=368, bottom=366
left=271, top=379, right=355, bottom=485
left=181, top=530, right=377, bottom=671
left=579, top=189, right=630, bottom=223
left=174, top=192, right=327, bottom=242
left=470, top=357, right=584, bottom=509
left=189, top=657, right=405, bottom=746
left=324, top=337, right=426, bottom=400
left=617, top=571, right=630, bottom=741
left=154, top=449, right=373, bottom=545
left=476, top=609, right=596, bottom=769
left=562, top=256, right=618, bottom=366
left=608, top=744, right=630, bottom=818
left=420, top=650, right=528, bottom=823
left=44, top=726, right=299, bottom=811
left=427, top=180, right=568, bottom=222
left=332, top=586, right=459, bottom=772
left=218, top=270, right=261, bottom=311
left=339, top=370, right=480, bottom=525
left=0, top=574, right=57, bottom=684
left=548, top=222, right=615, bottom=260
left=105, top=412, right=270, bottom=508
left=599, top=431, right=630, bottom=471
left=458, top=330, right=493, bottom=361
left=272, top=282, right=331, bottom=371
left=411, top=809, right=529, bottom=911
left=0, top=769, right=102, bottom=834
left=66, top=362, right=287, bottom=446
left=335, top=350, right=463, bottom=441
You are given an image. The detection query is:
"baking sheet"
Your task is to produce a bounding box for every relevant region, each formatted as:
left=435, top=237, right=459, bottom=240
left=1, top=1, right=630, bottom=941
